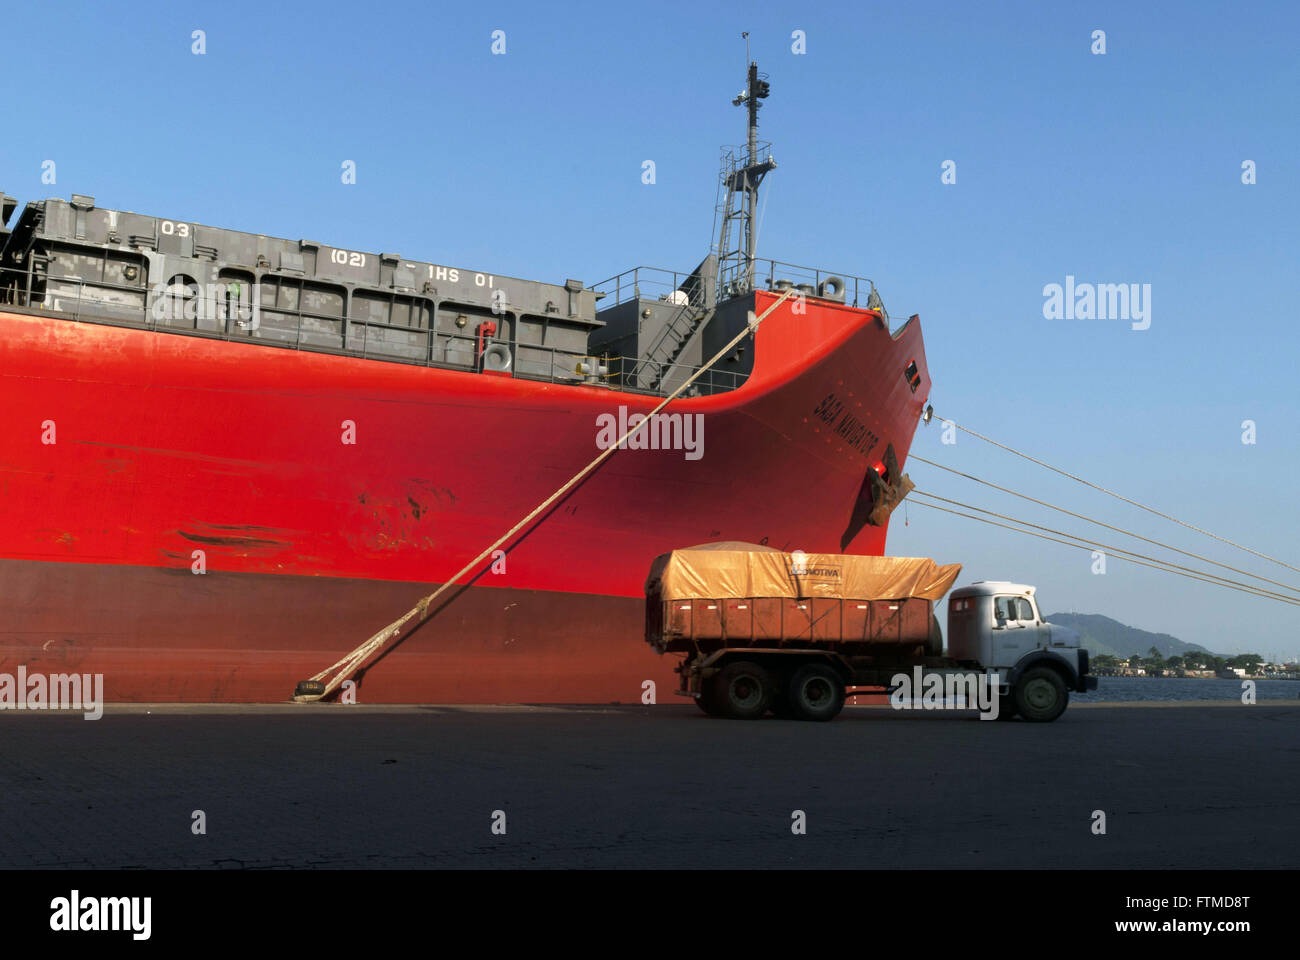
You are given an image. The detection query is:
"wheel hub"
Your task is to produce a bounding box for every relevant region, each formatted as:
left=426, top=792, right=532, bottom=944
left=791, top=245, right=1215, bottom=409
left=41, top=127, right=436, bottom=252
left=730, top=676, right=761, bottom=708
left=1024, top=678, right=1057, bottom=709
left=803, top=679, right=830, bottom=705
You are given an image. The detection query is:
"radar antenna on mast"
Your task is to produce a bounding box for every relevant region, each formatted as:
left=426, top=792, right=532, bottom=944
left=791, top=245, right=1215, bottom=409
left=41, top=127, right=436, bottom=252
left=713, top=41, right=777, bottom=301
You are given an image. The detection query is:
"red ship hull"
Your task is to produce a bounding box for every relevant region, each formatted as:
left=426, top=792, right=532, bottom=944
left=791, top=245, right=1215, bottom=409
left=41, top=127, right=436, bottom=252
left=0, top=291, right=930, bottom=702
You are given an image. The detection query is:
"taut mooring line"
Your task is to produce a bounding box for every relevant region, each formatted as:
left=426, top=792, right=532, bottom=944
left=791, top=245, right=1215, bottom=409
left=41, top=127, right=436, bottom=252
left=292, top=289, right=795, bottom=701
left=929, top=413, right=1299, bottom=575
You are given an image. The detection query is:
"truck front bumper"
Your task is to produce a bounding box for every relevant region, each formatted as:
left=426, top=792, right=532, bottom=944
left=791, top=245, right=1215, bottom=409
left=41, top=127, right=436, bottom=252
left=1080, top=676, right=1098, bottom=692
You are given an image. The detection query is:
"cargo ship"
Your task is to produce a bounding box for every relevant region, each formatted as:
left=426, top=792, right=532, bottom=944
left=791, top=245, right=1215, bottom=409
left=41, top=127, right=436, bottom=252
left=0, top=62, right=932, bottom=702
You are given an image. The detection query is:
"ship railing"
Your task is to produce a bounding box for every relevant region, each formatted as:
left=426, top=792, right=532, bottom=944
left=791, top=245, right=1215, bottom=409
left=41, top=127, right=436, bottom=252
left=732, top=258, right=880, bottom=309
left=0, top=264, right=750, bottom=397
left=597, top=353, right=748, bottom=395
left=509, top=341, right=747, bottom=395
left=590, top=266, right=706, bottom=310
left=594, top=259, right=882, bottom=311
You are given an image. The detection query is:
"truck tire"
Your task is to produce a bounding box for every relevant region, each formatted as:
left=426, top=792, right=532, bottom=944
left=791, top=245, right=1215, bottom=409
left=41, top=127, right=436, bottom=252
left=1012, top=667, right=1068, bottom=722
left=712, top=661, right=774, bottom=720
left=786, top=663, right=846, bottom=722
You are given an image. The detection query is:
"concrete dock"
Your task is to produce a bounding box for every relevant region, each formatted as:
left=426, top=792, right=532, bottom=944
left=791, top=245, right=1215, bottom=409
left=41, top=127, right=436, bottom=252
left=3, top=701, right=1297, bottom=868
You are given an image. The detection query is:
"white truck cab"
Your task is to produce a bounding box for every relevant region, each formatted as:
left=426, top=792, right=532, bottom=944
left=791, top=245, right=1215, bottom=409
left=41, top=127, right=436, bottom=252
left=947, top=581, right=1097, bottom=721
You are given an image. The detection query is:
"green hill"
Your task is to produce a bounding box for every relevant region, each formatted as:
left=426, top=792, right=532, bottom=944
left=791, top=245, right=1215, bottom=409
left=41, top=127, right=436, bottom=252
left=1043, top=612, right=1218, bottom=660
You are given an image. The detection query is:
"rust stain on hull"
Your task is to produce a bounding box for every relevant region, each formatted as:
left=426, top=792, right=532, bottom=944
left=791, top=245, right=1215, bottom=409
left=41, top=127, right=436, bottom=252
left=174, top=522, right=295, bottom=552
left=179, top=532, right=290, bottom=548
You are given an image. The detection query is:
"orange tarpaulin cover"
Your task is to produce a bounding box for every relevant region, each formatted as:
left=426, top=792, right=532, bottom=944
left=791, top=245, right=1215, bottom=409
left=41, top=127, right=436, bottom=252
left=646, top=542, right=961, bottom=602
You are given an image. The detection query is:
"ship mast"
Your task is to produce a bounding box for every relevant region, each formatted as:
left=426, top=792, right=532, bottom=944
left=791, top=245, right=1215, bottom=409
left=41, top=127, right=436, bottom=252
left=715, top=43, right=777, bottom=300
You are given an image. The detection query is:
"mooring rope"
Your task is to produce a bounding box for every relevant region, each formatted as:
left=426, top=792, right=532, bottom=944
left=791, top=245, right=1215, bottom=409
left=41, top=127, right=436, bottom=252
left=911, top=455, right=1300, bottom=599
left=291, top=288, right=795, bottom=701
left=929, top=413, right=1300, bottom=575
left=910, top=491, right=1300, bottom=606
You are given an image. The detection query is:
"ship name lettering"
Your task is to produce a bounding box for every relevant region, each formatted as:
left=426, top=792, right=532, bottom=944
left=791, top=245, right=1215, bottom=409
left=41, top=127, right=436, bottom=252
left=812, top=392, right=842, bottom=424
left=811, top=393, right=880, bottom=457
left=824, top=407, right=878, bottom=457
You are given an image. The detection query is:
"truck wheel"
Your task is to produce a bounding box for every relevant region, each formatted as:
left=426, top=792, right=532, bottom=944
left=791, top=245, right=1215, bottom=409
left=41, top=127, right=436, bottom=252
left=1013, top=667, right=1068, bottom=722
left=786, top=663, right=846, bottom=722
left=712, top=661, right=774, bottom=720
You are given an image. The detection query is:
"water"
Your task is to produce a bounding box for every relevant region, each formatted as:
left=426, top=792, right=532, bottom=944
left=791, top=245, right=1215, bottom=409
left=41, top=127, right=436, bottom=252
left=1073, top=676, right=1300, bottom=703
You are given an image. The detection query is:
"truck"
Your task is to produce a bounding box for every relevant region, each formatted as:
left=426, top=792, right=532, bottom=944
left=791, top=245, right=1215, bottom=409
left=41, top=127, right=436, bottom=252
left=645, top=543, right=1097, bottom=722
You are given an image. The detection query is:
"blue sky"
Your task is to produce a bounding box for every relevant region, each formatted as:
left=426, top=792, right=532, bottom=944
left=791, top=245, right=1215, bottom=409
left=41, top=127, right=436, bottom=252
left=2, top=1, right=1297, bottom=656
